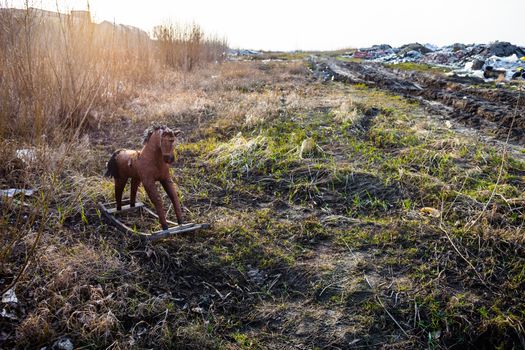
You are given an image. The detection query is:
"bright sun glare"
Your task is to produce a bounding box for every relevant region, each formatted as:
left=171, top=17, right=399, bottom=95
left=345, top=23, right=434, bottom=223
left=7, top=0, right=525, bottom=50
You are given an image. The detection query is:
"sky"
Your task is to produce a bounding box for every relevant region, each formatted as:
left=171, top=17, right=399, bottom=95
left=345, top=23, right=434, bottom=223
left=7, top=0, right=525, bottom=51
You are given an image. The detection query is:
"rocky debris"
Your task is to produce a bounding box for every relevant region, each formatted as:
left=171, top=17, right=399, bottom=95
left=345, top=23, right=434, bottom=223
left=309, top=57, right=335, bottom=81
left=471, top=58, right=485, bottom=70
left=348, top=41, right=525, bottom=81
left=350, top=44, right=396, bottom=60
left=484, top=41, right=525, bottom=57
left=227, top=49, right=260, bottom=57
left=483, top=66, right=506, bottom=80
left=451, top=43, right=467, bottom=52
left=398, top=42, right=433, bottom=56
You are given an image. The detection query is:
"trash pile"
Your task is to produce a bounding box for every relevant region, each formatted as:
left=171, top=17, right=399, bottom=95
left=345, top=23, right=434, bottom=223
left=346, top=41, right=525, bottom=81
left=228, top=49, right=260, bottom=57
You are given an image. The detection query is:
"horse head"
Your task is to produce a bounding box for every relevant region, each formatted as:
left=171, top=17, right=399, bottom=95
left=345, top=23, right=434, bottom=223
left=143, top=124, right=182, bottom=164
left=159, top=128, right=182, bottom=164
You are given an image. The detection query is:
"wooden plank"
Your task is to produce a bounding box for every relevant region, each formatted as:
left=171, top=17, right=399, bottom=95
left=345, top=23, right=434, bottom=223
left=153, top=223, right=197, bottom=232
left=101, top=198, right=133, bottom=206
left=148, top=223, right=210, bottom=241
left=99, top=203, right=135, bottom=232
left=98, top=201, right=210, bottom=241
left=106, top=202, right=144, bottom=214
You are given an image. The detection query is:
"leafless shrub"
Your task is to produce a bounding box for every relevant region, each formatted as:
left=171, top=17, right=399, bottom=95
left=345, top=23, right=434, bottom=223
left=153, top=21, right=227, bottom=72
left=0, top=5, right=157, bottom=140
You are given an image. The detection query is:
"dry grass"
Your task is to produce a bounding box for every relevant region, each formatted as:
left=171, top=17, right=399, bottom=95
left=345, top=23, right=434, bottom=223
left=1, top=37, right=524, bottom=349
left=153, top=22, right=227, bottom=71
left=0, top=7, right=234, bottom=348
left=0, top=6, right=156, bottom=140
left=0, top=5, right=228, bottom=142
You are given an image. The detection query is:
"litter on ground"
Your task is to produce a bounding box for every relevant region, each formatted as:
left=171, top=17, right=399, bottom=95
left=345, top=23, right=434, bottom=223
left=0, top=188, right=34, bottom=198
left=348, top=41, right=525, bottom=82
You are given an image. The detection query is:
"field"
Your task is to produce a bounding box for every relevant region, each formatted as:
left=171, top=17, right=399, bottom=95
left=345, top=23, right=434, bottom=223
left=1, top=49, right=525, bottom=349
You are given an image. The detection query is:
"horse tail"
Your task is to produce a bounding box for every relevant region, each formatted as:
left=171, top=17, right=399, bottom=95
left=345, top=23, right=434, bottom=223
left=104, top=150, right=121, bottom=178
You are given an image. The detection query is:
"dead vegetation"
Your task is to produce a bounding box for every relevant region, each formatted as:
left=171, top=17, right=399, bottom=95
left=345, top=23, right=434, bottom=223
left=0, top=5, right=226, bottom=141
left=0, top=6, right=153, bottom=140
left=1, top=17, right=524, bottom=348
left=153, top=22, right=227, bottom=72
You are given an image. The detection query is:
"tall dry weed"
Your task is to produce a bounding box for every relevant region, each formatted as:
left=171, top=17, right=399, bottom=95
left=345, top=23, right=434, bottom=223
left=0, top=5, right=156, bottom=141
left=153, top=21, right=227, bottom=72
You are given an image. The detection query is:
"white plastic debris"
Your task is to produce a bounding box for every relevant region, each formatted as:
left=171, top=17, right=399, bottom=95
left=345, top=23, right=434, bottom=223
left=15, top=148, right=36, bottom=164
left=0, top=188, right=34, bottom=198
left=191, top=307, right=205, bottom=314
left=2, top=288, right=18, bottom=303
left=0, top=308, right=17, bottom=320
left=489, top=54, right=519, bottom=63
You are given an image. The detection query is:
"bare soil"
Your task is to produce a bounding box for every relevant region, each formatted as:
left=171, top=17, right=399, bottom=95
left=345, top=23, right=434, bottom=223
left=314, top=58, right=525, bottom=145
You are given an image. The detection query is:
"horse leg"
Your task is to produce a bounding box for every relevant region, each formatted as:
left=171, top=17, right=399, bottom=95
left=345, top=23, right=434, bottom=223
left=115, top=177, right=127, bottom=211
left=143, top=180, right=168, bottom=230
left=161, top=179, right=183, bottom=225
left=130, top=177, right=141, bottom=207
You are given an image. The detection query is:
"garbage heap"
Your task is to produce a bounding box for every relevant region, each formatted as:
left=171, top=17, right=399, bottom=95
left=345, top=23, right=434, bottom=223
left=347, top=41, right=525, bottom=81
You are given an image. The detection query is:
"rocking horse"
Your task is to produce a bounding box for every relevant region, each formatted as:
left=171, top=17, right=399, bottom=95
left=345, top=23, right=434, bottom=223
left=99, top=123, right=209, bottom=240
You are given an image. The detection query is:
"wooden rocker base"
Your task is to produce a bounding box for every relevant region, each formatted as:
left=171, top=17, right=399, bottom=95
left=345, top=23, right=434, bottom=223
left=98, top=198, right=209, bottom=241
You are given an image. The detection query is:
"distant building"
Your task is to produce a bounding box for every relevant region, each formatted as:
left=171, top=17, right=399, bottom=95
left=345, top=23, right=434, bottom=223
left=70, top=10, right=91, bottom=23
left=0, top=7, right=149, bottom=40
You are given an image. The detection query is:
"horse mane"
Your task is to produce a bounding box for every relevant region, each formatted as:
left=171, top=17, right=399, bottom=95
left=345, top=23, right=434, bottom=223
left=104, top=149, right=122, bottom=178
left=143, top=123, right=174, bottom=144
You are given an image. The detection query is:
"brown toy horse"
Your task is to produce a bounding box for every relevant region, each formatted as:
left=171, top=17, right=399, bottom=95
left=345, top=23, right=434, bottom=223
left=105, top=124, right=183, bottom=230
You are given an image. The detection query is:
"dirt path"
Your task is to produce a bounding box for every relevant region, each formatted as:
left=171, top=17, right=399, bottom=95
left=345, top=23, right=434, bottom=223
left=312, top=57, right=525, bottom=152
